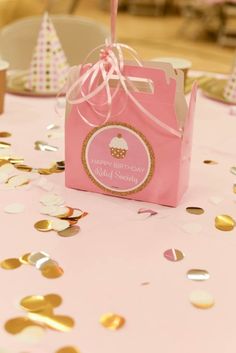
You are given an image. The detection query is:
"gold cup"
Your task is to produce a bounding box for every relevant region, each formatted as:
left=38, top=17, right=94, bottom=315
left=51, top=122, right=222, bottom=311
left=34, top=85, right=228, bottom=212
left=0, top=60, right=9, bottom=114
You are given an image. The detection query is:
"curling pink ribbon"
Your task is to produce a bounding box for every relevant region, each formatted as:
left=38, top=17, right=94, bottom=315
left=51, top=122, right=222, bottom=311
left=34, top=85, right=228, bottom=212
left=66, top=0, right=182, bottom=138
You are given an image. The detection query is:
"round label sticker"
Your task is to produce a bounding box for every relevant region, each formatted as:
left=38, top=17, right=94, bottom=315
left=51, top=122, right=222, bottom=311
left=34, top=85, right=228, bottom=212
left=82, top=123, right=155, bottom=195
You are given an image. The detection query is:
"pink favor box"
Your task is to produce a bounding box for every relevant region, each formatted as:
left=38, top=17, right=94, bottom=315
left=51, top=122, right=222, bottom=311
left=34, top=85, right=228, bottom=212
left=65, top=62, right=197, bottom=207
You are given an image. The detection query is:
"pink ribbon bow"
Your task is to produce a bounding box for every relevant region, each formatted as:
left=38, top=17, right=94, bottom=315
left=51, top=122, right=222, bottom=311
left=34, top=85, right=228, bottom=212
left=66, top=0, right=182, bottom=138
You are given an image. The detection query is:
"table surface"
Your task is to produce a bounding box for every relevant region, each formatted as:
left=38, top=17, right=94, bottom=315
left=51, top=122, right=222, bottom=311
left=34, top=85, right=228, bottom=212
left=0, top=85, right=236, bottom=353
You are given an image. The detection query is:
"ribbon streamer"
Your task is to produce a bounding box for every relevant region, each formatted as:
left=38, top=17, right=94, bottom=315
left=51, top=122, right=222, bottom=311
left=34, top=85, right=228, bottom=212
left=66, top=0, right=182, bottom=138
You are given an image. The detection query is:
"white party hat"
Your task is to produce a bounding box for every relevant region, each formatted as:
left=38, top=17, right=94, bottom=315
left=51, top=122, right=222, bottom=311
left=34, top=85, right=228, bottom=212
left=224, top=55, right=236, bottom=102
left=25, top=12, right=69, bottom=93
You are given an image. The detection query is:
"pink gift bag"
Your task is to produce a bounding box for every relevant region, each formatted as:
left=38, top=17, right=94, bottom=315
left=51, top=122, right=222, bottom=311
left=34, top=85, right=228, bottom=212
left=65, top=0, right=197, bottom=207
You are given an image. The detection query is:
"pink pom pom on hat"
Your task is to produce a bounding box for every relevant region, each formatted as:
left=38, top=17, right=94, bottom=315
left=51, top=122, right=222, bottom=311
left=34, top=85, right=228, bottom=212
left=25, top=12, right=69, bottom=94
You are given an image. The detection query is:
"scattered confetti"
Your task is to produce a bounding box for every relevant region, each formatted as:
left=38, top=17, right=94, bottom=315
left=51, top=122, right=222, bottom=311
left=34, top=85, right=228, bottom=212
left=231, top=166, right=236, bottom=175
left=40, top=205, right=69, bottom=217
left=209, top=196, right=223, bottom=205
left=34, top=220, right=53, bottom=232
left=186, top=207, right=204, bottom=215
left=4, top=203, right=25, bottom=214
left=4, top=317, right=38, bottom=334
left=0, top=141, right=11, bottom=149
left=56, top=347, right=81, bottom=353
left=203, top=160, right=218, bottom=165
left=0, top=132, right=11, bottom=138
left=187, top=269, right=210, bottom=281
left=163, top=249, right=185, bottom=262
left=1, top=252, right=63, bottom=279
left=189, top=290, right=214, bottom=309
left=5, top=294, right=74, bottom=336
left=40, top=193, right=64, bottom=207
left=6, top=175, right=30, bottom=187
left=100, top=313, right=125, bottom=330
left=58, top=226, right=80, bottom=238
left=35, top=141, right=58, bottom=152
left=215, top=215, right=235, bottom=231
left=47, top=124, right=61, bottom=130
left=138, top=208, right=158, bottom=217
left=233, top=184, right=236, bottom=194
left=181, top=222, right=203, bottom=234
left=0, top=258, right=22, bottom=270
left=40, top=260, right=64, bottom=279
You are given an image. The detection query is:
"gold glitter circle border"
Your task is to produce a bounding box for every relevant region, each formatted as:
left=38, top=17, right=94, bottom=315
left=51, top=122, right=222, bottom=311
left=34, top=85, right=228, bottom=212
left=81, top=122, right=155, bottom=196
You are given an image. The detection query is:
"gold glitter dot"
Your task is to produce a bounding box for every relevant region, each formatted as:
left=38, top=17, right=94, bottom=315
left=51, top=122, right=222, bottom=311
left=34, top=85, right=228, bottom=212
left=0, top=132, right=11, bottom=138
left=56, top=347, right=81, bottom=353
left=203, top=160, right=218, bottom=165
left=20, top=295, right=48, bottom=312
left=34, top=220, right=53, bottom=232
left=1, top=258, right=22, bottom=270
left=186, top=207, right=204, bottom=215
left=215, top=215, right=235, bottom=231
left=100, top=313, right=125, bottom=330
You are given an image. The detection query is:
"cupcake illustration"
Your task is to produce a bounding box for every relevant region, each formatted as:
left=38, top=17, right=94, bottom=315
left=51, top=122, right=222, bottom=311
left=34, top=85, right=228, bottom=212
left=109, top=133, right=128, bottom=159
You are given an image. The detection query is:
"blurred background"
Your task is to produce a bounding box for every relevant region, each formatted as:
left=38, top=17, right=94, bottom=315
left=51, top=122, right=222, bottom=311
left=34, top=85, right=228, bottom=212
left=0, top=0, right=235, bottom=73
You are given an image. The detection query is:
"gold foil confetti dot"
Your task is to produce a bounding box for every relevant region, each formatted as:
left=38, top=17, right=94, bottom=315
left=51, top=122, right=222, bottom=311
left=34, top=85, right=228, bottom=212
left=187, top=269, right=210, bottom=281
left=100, top=313, right=125, bottom=330
left=41, top=262, right=64, bottom=279
left=203, top=160, right=218, bottom=165
left=1, top=258, right=22, bottom=270
left=19, top=253, right=31, bottom=265
left=56, top=347, right=81, bottom=353
left=4, top=203, right=25, bottom=214
left=0, top=141, right=11, bottom=149
left=28, top=252, right=50, bottom=266
left=20, top=295, right=48, bottom=312
left=0, top=132, right=11, bottom=138
left=215, top=215, right=235, bottom=231
left=233, top=184, right=236, bottom=194
left=44, top=294, right=62, bottom=308
left=186, top=207, right=204, bottom=215
left=56, top=161, right=65, bottom=170
left=16, top=325, right=45, bottom=344
left=15, top=164, right=33, bottom=172
left=190, top=290, right=215, bottom=309
left=230, top=166, right=236, bottom=175
left=4, top=317, right=35, bottom=334
left=163, top=249, right=185, bottom=262
left=35, top=141, right=58, bottom=152
left=9, top=157, right=24, bottom=165
left=28, top=313, right=74, bottom=332
left=51, top=219, right=70, bottom=232
left=58, top=225, right=80, bottom=238
left=34, top=220, right=53, bottom=232
left=0, top=159, right=8, bottom=167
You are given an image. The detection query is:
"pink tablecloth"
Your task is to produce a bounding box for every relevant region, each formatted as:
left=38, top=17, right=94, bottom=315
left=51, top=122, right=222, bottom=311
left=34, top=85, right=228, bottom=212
left=0, top=88, right=236, bottom=353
